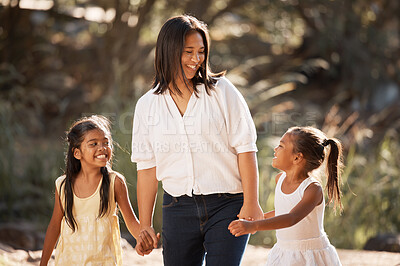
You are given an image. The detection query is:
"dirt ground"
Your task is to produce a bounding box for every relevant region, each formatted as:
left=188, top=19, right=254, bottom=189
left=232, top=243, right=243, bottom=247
left=1, top=240, right=400, bottom=266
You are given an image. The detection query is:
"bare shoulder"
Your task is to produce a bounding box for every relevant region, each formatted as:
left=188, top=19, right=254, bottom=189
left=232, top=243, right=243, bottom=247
left=110, top=171, right=127, bottom=192
left=305, top=182, right=323, bottom=193
left=275, top=172, right=284, bottom=184
left=303, top=182, right=323, bottom=204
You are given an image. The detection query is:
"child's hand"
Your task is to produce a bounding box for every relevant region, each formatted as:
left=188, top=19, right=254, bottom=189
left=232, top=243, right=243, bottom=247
left=135, top=240, right=152, bottom=256
left=228, top=219, right=256, bottom=237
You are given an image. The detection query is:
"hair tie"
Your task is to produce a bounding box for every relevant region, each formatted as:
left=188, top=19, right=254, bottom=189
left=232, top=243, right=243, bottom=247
left=322, top=139, right=330, bottom=147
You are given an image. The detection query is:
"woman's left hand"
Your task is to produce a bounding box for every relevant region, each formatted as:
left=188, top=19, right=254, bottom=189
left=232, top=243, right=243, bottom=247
left=236, top=152, right=264, bottom=223
left=237, top=202, right=264, bottom=222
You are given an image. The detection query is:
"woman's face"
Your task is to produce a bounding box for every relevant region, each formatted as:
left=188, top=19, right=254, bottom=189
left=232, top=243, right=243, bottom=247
left=180, top=31, right=205, bottom=81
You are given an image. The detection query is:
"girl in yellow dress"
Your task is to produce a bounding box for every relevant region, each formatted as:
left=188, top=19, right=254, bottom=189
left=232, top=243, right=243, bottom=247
left=40, top=115, right=155, bottom=265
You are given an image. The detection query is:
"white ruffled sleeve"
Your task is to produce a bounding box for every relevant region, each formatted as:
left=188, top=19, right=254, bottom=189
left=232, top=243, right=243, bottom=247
left=131, top=97, right=156, bottom=170
left=220, top=77, right=258, bottom=154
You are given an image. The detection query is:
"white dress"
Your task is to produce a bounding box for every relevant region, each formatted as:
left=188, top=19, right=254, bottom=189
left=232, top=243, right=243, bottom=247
left=266, top=172, right=342, bottom=266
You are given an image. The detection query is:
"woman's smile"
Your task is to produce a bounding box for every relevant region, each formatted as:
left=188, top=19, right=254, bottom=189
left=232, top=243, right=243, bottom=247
left=181, top=31, right=205, bottom=80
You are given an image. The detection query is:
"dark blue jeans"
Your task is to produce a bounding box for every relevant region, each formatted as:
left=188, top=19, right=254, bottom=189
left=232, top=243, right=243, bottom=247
left=162, top=191, right=249, bottom=266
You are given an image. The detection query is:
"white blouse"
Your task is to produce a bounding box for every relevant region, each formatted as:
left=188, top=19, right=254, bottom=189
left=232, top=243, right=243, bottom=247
left=131, top=77, right=257, bottom=197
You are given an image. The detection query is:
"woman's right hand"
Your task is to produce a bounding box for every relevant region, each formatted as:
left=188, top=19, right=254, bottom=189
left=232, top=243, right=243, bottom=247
left=135, top=226, right=160, bottom=256
left=135, top=239, right=152, bottom=256
left=136, top=167, right=159, bottom=255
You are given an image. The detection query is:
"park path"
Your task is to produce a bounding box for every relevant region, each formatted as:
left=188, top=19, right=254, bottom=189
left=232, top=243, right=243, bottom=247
left=1, top=240, right=400, bottom=265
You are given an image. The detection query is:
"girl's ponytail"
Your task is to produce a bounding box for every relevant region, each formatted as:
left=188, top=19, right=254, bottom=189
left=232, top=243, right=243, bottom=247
left=287, top=126, right=344, bottom=214
left=323, top=138, right=343, bottom=213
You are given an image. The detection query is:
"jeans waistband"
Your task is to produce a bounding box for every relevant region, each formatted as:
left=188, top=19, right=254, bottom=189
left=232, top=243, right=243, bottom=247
left=164, top=191, right=243, bottom=200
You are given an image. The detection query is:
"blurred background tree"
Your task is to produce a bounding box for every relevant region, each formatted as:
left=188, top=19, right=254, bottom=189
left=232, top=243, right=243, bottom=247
left=0, top=0, right=399, bottom=250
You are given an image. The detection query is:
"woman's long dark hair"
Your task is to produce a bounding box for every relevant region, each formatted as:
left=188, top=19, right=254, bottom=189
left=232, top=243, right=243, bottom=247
left=287, top=126, right=344, bottom=213
left=152, top=15, right=224, bottom=96
left=61, top=115, right=113, bottom=232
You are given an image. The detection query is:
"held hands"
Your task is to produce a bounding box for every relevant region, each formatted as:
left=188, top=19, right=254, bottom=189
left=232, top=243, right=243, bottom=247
left=228, top=219, right=256, bottom=237
left=135, top=226, right=161, bottom=256
left=237, top=202, right=263, bottom=223
left=229, top=202, right=263, bottom=237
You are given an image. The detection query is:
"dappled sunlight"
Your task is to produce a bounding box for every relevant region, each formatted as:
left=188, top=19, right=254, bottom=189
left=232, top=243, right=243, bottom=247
left=1, top=0, right=400, bottom=257
left=59, top=6, right=116, bottom=23
left=1, top=0, right=117, bottom=23
left=19, top=0, right=53, bottom=10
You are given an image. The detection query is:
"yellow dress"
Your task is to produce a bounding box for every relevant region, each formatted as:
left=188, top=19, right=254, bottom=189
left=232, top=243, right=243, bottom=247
left=55, top=172, right=122, bottom=265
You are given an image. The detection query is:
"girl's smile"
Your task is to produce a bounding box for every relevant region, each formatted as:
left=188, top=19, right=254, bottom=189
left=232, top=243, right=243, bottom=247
left=95, top=153, right=108, bottom=162
left=95, top=154, right=107, bottom=159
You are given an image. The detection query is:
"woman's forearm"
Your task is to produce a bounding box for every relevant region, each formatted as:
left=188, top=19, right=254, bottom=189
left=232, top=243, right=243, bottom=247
left=237, top=152, right=263, bottom=220
left=137, top=167, right=158, bottom=226
left=237, top=152, right=259, bottom=205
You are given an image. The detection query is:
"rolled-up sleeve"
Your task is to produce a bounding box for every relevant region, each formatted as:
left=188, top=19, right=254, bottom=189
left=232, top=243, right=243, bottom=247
left=131, top=98, right=156, bottom=170
left=222, top=78, right=258, bottom=154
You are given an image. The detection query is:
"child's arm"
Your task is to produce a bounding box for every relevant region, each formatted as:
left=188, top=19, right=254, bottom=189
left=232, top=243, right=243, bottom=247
left=114, top=174, right=158, bottom=255
left=229, top=183, right=323, bottom=237
left=40, top=188, right=63, bottom=266
left=237, top=152, right=264, bottom=221
left=263, top=210, right=275, bottom=219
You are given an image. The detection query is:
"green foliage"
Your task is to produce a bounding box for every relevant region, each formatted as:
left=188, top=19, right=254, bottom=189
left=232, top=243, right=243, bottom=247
left=0, top=122, right=64, bottom=224
left=0, top=102, right=16, bottom=220
left=1, top=0, right=399, bottom=250
left=324, top=133, right=400, bottom=249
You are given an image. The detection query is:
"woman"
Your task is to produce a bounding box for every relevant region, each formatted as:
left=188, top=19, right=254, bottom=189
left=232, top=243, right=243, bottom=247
left=131, top=15, right=263, bottom=266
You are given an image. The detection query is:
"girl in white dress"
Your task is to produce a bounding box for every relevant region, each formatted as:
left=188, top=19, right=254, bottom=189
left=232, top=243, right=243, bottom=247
left=229, top=126, right=342, bottom=265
